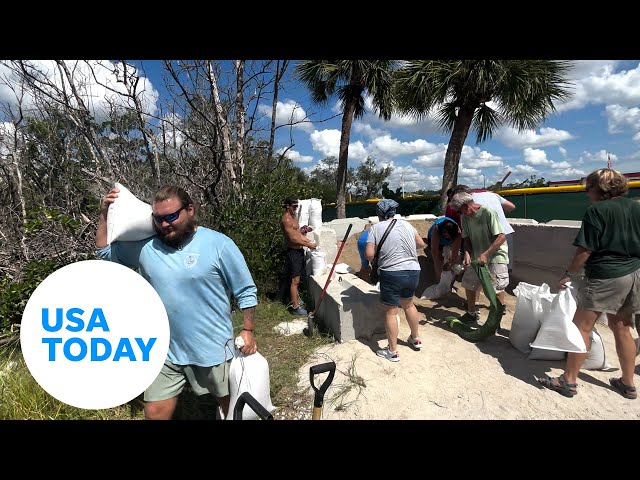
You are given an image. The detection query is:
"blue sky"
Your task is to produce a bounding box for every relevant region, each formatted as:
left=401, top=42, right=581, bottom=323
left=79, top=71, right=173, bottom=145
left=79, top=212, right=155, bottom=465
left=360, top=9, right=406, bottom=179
left=2, top=60, right=640, bottom=192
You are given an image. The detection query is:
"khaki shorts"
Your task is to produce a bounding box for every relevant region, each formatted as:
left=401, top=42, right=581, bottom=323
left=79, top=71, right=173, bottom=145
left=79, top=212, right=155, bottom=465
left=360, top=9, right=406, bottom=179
left=144, top=360, right=231, bottom=402
left=462, top=263, right=509, bottom=293
left=576, top=267, right=640, bottom=320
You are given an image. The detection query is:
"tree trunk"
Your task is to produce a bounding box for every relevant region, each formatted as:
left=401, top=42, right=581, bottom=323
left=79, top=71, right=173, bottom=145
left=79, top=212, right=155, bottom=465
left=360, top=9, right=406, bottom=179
left=439, top=105, right=475, bottom=213
left=234, top=60, right=246, bottom=200
left=207, top=61, right=237, bottom=195
left=12, top=149, right=29, bottom=260
left=336, top=98, right=357, bottom=219
left=268, top=60, right=288, bottom=161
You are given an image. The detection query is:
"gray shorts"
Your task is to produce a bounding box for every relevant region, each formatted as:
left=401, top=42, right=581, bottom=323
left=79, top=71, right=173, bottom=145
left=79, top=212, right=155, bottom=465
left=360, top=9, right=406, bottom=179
left=144, top=360, right=231, bottom=402
left=576, top=267, right=640, bottom=320
left=462, top=263, right=509, bottom=293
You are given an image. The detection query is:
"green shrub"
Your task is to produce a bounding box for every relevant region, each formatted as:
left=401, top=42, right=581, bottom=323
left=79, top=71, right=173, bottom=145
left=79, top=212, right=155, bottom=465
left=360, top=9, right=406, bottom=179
left=0, top=260, right=64, bottom=330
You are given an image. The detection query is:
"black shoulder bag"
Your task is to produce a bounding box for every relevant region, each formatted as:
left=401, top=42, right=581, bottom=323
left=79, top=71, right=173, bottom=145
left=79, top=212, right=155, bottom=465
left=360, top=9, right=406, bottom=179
left=368, top=219, right=397, bottom=285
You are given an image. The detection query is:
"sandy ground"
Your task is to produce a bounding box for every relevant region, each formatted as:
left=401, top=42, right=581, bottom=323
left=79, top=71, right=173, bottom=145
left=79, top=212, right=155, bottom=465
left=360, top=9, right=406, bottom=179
left=296, top=224, right=640, bottom=420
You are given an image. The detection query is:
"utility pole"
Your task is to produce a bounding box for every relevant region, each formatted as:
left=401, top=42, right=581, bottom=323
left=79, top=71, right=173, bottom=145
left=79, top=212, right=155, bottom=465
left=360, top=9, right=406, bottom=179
left=401, top=174, right=405, bottom=198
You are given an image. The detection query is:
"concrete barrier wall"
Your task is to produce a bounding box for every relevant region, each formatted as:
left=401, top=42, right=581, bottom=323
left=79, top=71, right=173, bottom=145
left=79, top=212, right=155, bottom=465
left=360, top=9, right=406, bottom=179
left=510, top=221, right=583, bottom=290
left=307, top=216, right=587, bottom=342
left=308, top=271, right=387, bottom=342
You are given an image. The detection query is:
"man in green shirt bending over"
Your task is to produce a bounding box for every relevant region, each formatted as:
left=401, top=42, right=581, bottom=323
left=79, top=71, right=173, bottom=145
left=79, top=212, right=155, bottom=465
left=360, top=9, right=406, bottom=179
left=450, top=192, right=509, bottom=324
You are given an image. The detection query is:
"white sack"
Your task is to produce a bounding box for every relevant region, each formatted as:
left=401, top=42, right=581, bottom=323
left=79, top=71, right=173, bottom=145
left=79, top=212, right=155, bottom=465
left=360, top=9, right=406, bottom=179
left=227, top=338, right=275, bottom=420
left=582, top=326, right=611, bottom=370
left=107, top=183, right=155, bottom=244
left=297, top=199, right=311, bottom=228
left=529, top=286, right=587, bottom=355
left=308, top=198, right=323, bottom=228
left=310, top=249, right=327, bottom=276
left=510, top=282, right=553, bottom=353
left=421, top=271, right=453, bottom=300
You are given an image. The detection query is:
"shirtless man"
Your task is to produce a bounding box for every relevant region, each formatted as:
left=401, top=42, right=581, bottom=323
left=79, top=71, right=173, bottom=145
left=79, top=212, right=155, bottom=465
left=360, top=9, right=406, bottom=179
left=280, top=197, right=317, bottom=315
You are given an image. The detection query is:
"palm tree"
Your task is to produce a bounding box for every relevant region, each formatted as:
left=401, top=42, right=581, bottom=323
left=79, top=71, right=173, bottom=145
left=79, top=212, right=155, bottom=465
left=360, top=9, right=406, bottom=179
left=394, top=60, right=574, bottom=212
left=295, top=60, right=398, bottom=218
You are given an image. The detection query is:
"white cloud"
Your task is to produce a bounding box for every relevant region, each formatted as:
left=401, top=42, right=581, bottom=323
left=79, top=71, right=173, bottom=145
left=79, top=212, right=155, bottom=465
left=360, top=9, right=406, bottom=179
left=348, top=141, right=368, bottom=163
left=559, top=147, right=567, bottom=158
left=559, top=60, right=640, bottom=112
left=386, top=163, right=441, bottom=191
left=578, top=149, right=617, bottom=165
left=523, top=147, right=553, bottom=165
left=412, top=150, right=445, bottom=168
left=510, top=164, right=538, bottom=175
left=276, top=147, right=313, bottom=163
left=496, top=126, right=574, bottom=149
left=258, top=99, right=314, bottom=132
left=551, top=161, right=572, bottom=169
left=547, top=167, right=586, bottom=178
left=605, top=104, right=640, bottom=135
left=309, top=129, right=341, bottom=158
left=369, top=135, right=440, bottom=159
left=0, top=60, right=159, bottom=122
left=308, top=129, right=368, bottom=163
left=460, top=146, right=503, bottom=168
left=353, top=122, right=387, bottom=139
left=459, top=164, right=481, bottom=177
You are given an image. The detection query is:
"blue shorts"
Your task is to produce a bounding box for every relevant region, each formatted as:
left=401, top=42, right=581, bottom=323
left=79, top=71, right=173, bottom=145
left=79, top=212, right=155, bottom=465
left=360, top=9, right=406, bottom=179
left=379, top=270, right=420, bottom=307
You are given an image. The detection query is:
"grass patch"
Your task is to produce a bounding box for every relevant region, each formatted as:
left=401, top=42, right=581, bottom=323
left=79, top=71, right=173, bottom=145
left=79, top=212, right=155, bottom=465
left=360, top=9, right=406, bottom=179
left=0, top=341, right=141, bottom=420
left=0, top=299, right=334, bottom=420
left=328, top=354, right=367, bottom=412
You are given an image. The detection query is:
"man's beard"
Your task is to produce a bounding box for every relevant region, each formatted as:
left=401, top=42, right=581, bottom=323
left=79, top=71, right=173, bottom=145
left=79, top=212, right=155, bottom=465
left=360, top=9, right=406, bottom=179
left=154, top=218, right=197, bottom=249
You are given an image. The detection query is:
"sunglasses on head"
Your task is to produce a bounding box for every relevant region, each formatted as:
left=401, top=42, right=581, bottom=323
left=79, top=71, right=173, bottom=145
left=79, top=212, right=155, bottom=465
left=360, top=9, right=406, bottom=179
left=152, top=205, right=187, bottom=224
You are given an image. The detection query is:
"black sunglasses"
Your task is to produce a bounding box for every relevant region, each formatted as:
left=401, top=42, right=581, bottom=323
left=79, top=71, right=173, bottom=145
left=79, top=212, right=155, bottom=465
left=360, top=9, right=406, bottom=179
left=152, top=205, right=187, bottom=224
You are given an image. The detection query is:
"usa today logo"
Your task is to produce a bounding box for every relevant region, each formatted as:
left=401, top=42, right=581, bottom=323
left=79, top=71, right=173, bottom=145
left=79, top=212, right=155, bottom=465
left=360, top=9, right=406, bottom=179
left=20, top=260, right=170, bottom=410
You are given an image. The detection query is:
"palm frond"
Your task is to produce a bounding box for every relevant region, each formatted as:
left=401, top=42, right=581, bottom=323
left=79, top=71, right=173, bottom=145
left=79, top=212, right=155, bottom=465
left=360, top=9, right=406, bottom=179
left=473, top=103, right=502, bottom=144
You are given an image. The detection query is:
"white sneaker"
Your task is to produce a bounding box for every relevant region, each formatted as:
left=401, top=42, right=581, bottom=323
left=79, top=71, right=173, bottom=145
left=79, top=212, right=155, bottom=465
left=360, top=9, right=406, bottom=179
left=376, top=347, right=400, bottom=362
left=407, top=335, right=423, bottom=350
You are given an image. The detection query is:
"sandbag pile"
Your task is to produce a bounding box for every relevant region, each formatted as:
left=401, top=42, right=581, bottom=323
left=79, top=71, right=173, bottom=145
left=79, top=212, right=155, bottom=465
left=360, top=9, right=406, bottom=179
left=510, top=281, right=610, bottom=370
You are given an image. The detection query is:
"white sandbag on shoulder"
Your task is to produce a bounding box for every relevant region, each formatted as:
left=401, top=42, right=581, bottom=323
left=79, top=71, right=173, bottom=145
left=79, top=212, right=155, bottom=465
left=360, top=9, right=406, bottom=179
left=530, top=286, right=587, bottom=354
left=582, top=326, right=611, bottom=370
left=107, top=182, right=155, bottom=244
left=510, top=282, right=551, bottom=353
left=227, top=337, right=275, bottom=420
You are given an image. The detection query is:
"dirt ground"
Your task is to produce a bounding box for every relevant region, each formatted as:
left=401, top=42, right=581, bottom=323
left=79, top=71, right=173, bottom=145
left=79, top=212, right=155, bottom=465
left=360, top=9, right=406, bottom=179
left=297, top=221, right=640, bottom=420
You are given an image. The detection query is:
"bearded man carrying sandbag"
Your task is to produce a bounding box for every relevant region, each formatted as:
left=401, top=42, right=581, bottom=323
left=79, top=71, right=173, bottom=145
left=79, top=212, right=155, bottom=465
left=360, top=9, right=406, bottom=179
left=96, top=185, right=259, bottom=419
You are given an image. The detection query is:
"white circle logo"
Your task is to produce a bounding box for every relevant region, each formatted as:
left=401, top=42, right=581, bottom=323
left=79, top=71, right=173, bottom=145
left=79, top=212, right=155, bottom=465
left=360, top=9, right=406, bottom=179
left=20, top=260, right=170, bottom=410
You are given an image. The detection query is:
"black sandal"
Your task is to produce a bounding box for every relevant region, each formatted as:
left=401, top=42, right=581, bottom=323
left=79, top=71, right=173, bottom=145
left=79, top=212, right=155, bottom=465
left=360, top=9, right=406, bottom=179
left=538, top=374, right=577, bottom=398
left=609, top=377, right=637, bottom=400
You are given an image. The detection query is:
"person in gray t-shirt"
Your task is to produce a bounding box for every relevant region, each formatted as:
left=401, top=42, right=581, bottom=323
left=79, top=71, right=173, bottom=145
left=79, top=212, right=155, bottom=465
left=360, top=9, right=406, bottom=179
left=366, top=199, right=426, bottom=362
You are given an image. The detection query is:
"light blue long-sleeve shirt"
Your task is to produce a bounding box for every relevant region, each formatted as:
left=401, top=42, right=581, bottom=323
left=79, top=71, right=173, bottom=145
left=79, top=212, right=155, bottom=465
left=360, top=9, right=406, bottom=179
left=96, top=226, right=258, bottom=367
